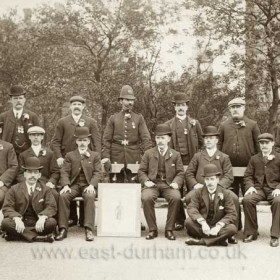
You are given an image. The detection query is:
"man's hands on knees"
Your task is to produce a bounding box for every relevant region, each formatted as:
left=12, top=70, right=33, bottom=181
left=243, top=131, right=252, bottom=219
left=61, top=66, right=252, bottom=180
left=194, top=183, right=204, bottom=190
left=272, top=189, right=280, bottom=197
left=84, top=184, right=95, bottom=194
left=60, top=185, right=71, bottom=194
left=245, top=187, right=257, bottom=196
left=170, top=182, right=179, bottom=189
left=0, top=181, right=4, bottom=188
left=13, top=217, right=25, bottom=234
left=57, top=157, right=65, bottom=168
left=145, top=181, right=155, bottom=188
left=36, top=215, right=47, bottom=232
left=201, top=221, right=211, bottom=235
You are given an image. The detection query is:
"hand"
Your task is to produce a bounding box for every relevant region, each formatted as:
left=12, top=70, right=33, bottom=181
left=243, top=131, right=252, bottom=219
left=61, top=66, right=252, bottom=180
left=60, top=185, right=71, bottom=194
left=57, top=157, right=65, bottom=168
left=0, top=181, right=4, bottom=188
left=14, top=217, right=25, bottom=234
left=201, top=221, right=211, bottom=236
left=194, top=183, right=204, bottom=190
left=209, top=225, right=221, bottom=236
left=245, top=187, right=257, bottom=196
left=170, top=182, right=179, bottom=189
left=101, top=158, right=110, bottom=164
left=35, top=216, right=47, bottom=232
left=46, top=182, right=55, bottom=189
left=272, top=189, right=280, bottom=197
left=145, top=181, right=155, bottom=188
left=84, top=184, right=95, bottom=194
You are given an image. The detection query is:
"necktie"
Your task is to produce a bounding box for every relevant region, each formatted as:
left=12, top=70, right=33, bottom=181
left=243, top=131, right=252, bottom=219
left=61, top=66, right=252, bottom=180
left=159, top=148, right=164, bottom=156
left=16, top=113, right=19, bottom=120
left=29, top=187, right=34, bottom=196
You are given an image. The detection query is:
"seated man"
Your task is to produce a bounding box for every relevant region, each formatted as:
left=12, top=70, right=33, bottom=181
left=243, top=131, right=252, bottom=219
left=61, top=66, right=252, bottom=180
left=17, top=126, right=60, bottom=202
left=0, top=135, right=18, bottom=210
left=138, top=124, right=184, bottom=240
left=185, top=126, right=240, bottom=243
left=55, top=127, right=102, bottom=242
left=185, top=164, right=237, bottom=246
left=1, top=157, right=57, bottom=243
left=243, top=133, right=280, bottom=247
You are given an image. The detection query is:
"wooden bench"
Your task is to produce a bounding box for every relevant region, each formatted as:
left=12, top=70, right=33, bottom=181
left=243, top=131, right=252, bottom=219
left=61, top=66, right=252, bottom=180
left=73, top=164, right=269, bottom=206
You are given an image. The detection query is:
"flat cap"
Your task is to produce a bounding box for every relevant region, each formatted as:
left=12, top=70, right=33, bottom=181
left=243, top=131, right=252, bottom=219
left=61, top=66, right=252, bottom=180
left=258, top=133, right=274, bottom=142
left=70, top=95, right=86, bottom=103
left=9, top=85, right=25, bottom=96
left=27, top=126, right=45, bottom=134
left=228, top=97, right=246, bottom=107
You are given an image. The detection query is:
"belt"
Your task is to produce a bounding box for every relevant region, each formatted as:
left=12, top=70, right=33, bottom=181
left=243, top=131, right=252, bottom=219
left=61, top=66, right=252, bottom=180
left=113, top=140, right=138, bottom=146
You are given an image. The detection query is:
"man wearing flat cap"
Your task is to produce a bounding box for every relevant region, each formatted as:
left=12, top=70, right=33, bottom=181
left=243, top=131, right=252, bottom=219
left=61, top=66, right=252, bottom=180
left=1, top=157, right=57, bottom=243
left=55, top=127, right=102, bottom=242
left=218, top=97, right=260, bottom=196
left=17, top=126, right=60, bottom=202
left=51, top=95, right=101, bottom=226
left=185, top=126, right=240, bottom=244
left=0, top=85, right=40, bottom=156
left=0, top=137, right=18, bottom=210
left=243, top=133, right=280, bottom=247
left=138, top=124, right=184, bottom=240
left=165, top=92, right=203, bottom=230
left=102, top=85, right=152, bottom=179
left=185, top=164, right=237, bottom=247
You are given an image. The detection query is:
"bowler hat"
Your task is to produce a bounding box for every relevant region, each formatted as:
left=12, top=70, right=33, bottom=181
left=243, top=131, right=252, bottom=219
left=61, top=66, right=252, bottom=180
left=118, top=85, right=135, bottom=100
left=155, top=124, right=172, bottom=136
left=27, top=126, right=45, bottom=135
left=22, top=157, right=43, bottom=170
left=9, top=85, right=25, bottom=96
left=74, top=126, right=91, bottom=138
left=202, top=164, right=221, bottom=177
left=258, top=133, right=274, bottom=142
left=202, top=126, right=220, bottom=137
left=172, top=92, right=189, bottom=104
left=70, top=95, right=86, bottom=103
left=228, top=97, right=246, bottom=107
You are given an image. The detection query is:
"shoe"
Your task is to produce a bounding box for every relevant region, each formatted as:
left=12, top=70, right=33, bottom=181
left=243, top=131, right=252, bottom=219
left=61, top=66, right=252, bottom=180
left=145, top=230, right=158, bottom=240
left=228, top=236, right=238, bottom=244
left=34, top=234, right=54, bottom=243
left=217, top=240, right=228, bottom=247
left=243, top=234, right=258, bottom=243
left=141, top=224, right=146, bottom=231
left=174, top=223, right=184, bottom=231
left=165, top=230, right=176, bottom=240
left=85, top=228, right=94, bottom=241
left=68, top=219, right=78, bottom=227
left=270, top=237, right=279, bottom=247
left=55, top=228, right=67, bottom=241
left=185, top=238, right=204, bottom=246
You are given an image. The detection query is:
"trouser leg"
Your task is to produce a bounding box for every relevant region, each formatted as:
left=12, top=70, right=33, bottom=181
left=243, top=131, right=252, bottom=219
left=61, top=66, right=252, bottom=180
left=82, top=192, right=96, bottom=231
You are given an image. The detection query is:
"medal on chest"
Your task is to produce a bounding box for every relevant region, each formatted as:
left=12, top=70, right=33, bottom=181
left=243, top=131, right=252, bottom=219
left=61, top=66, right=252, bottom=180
left=18, top=126, right=24, bottom=133
left=184, top=128, right=188, bottom=135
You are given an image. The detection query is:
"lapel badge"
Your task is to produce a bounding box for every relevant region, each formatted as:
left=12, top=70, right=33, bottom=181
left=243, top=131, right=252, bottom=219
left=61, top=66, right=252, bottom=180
left=78, top=119, right=85, bottom=127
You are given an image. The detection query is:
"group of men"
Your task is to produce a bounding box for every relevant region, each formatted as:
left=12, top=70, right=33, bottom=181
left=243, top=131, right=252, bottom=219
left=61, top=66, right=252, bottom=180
left=0, top=84, right=279, bottom=248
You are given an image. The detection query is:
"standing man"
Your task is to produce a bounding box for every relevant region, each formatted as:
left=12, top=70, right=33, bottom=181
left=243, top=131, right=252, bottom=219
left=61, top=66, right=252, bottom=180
left=0, top=85, right=40, bottom=156
left=243, top=133, right=280, bottom=247
left=51, top=95, right=101, bottom=225
left=165, top=92, right=204, bottom=230
left=218, top=97, right=260, bottom=196
left=102, top=85, right=152, bottom=174
left=0, top=137, right=18, bottom=209
left=1, top=157, right=57, bottom=243
left=17, top=126, right=60, bottom=202
left=55, top=127, right=102, bottom=242
left=138, top=124, right=184, bottom=240
left=185, top=164, right=237, bottom=247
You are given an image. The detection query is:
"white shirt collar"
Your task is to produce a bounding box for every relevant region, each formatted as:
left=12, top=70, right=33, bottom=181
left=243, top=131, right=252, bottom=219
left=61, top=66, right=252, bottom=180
left=176, top=114, right=186, bottom=121
left=13, top=108, right=23, bottom=119
left=206, top=148, right=217, bottom=157
left=32, top=145, right=42, bottom=157
left=158, top=146, right=168, bottom=156
left=72, top=114, right=82, bottom=123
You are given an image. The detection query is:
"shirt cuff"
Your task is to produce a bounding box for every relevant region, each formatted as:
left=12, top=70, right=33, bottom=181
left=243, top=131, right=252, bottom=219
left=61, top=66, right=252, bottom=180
left=216, top=222, right=225, bottom=228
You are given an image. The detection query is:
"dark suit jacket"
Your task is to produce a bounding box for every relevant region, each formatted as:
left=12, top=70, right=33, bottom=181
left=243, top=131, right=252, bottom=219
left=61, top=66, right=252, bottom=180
left=187, top=185, right=237, bottom=225
left=185, top=149, right=233, bottom=191
left=165, top=116, right=203, bottom=159
left=60, top=149, right=102, bottom=188
left=0, top=140, right=18, bottom=187
left=218, top=116, right=260, bottom=167
left=138, top=147, right=184, bottom=187
left=244, top=151, right=280, bottom=191
left=17, top=147, right=60, bottom=185
left=102, top=111, right=152, bottom=164
left=51, top=114, right=101, bottom=158
left=2, top=182, right=57, bottom=219
left=0, top=108, right=40, bottom=144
